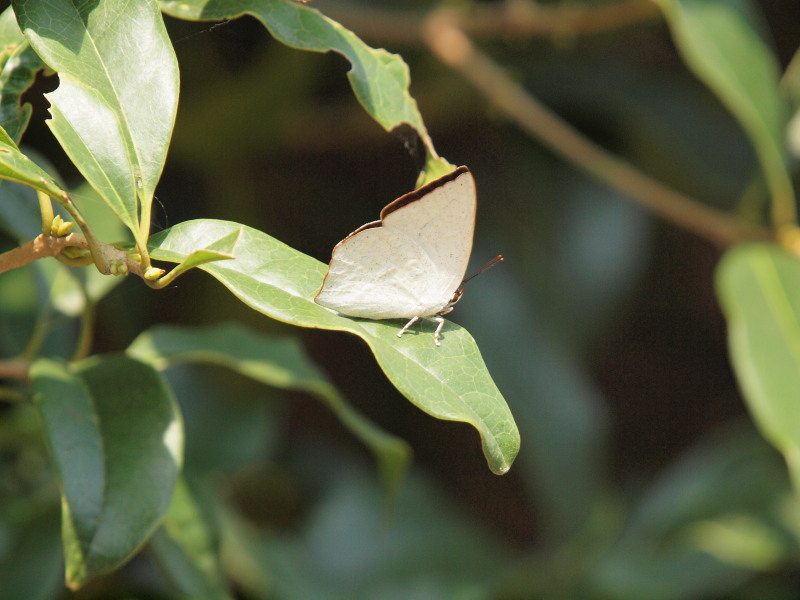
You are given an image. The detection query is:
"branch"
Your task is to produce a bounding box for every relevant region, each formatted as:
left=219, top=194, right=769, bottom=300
left=422, top=13, right=770, bottom=248
left=319, top=0, right=662, bottom=44
left=0, top=233, right=144, bottom=277
left=0, top=360, right=29, bottom=382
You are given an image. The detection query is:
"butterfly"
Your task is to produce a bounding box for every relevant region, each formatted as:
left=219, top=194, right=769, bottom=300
left=315, top=166, right=479, bottom=346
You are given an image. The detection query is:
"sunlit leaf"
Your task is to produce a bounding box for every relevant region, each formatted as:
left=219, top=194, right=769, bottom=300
left=13, top=0, right=179, bottom=239
left=716, top=243, right=800, bottom=485
left=0, top=126, right=68, bottom=200
left=784, top=48, right=800, bottom=160
left=149, top=219, right=519, bottom=475
left=30, top=355, right=183, bottom=588
left=655, top=0, right=794, bottom=222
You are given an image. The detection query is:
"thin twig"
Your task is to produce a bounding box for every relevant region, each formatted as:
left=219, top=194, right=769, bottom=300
left=72, top=299, right=95, bottom=361
left=0, top=360, right=29, bottom=382
left=0, top=233, right=144, bottom=277
left=318, top=0, right=661, bottom=44
left=0, top=235, right=76, bottom=273
left=423, top=14, right=770, bottom=248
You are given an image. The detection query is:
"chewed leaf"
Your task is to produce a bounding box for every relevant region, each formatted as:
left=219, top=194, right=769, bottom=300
left=159, top=0, right=451, bottom=176
left=149, top=219, right=519, bottom=475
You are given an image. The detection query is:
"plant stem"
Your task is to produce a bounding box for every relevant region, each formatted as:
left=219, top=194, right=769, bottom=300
left=71, top=304, right=95, bottom=361
left=37, top=191, right=54, bottom=235
left=423, top=14, right=770, bottom=248
left=0, top=360, right=29, bottom=382
left=0, top=233, right=144, bottom=278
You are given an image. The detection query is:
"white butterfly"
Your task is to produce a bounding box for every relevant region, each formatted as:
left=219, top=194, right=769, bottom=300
left=315, top=166, right=476, bottom=346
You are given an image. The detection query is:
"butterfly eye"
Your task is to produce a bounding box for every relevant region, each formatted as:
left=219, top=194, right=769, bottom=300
left=449, top=288, right=465, bottom=306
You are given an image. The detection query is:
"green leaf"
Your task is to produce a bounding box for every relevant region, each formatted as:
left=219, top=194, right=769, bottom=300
left=715, top=243, right=800, bottom=484
left=218, top=468, right=510, bottom=599
left=44, top=78, right=139, bottom=232
left=69, top=181, right=132, bottom=302
left=157, top=228, right=239, bottom=283
left=0, top=178, right=45, bottom=240
left=149, top=219, right=519, bottom=475
left=0, top=126, right=69, bottom=200
left=159, top=0, right=451, bottom=177
left=785, top=47, right=800, bottom=113
left=149, top=478, right=234, bottom=600
left=785, top=48, right=800, bottom=160
left=0, top=7, right=42, bottom=143
left=13, top=0, right=179, bottom=240
left=0, top=502, right=63, bottom=600
left=128, top=322, right=411, bottom=493
left=30, top=355, right=183, bottom=588
left=590, top=423, right=787, bottom=599
left=655, top=0, right=795, bottom=224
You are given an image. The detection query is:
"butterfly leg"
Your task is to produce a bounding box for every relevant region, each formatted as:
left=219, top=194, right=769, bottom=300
left=398, top=316, right=419, bottom=339
left=431, top=316, right=445, bottom=346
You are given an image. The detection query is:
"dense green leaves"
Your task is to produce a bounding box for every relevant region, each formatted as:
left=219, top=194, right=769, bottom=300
left=8, top=0, right=796, bottom=596
left=716, top=243, right=800, bottom=484
left=128, top=322, right=411, bottom=492
left=159, top=0, right=451, bottom=180
left=149, top=219, right=520, bottom=474
left=655, top=0, right=795, bottom=224
left=12, top=0, right=179, bottom=241
left=30, top=355, right=183, bottom=588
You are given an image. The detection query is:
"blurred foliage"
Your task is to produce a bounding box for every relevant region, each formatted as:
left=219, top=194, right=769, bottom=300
left=1, top=0, right=800, bottom=598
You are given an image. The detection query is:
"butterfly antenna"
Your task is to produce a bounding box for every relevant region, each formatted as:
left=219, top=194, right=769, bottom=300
left=462, top=255, right=503, bottom=285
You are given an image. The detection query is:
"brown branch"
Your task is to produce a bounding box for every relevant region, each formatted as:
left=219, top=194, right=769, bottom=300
left=0, top=360, right=29, bottom=382
left=0, top=234, right=78, bottom=273
left=0, top=233, right=144, bottom=277
left=318, top=0, right=661, bottom=44
left=422, top=14, right=770, bottom=248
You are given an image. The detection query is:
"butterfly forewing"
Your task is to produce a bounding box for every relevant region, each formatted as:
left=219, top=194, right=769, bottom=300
left=381, top=167, right=476, bottom=300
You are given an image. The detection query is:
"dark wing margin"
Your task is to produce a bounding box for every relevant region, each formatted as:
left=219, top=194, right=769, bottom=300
left=381, top=166, right=470, bottom=219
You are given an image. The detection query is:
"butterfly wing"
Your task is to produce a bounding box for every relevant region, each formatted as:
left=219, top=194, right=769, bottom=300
left=315, top=167, right=477, bottom=320
left=381, top=167, right=476, bottom=302
left=315, top=226, right=446, bottom=319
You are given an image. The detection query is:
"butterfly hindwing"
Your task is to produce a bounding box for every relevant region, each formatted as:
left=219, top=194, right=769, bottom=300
left=315, top=166, right=477, bottom=323
left=315, top=227, right=451, bottom=319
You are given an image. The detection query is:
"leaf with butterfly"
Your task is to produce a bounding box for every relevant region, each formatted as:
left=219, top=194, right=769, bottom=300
left=149, top=210, right=520, bottom=475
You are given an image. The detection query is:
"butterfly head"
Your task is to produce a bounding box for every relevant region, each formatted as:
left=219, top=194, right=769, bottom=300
left=445, top=287, right=465, bottom=311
